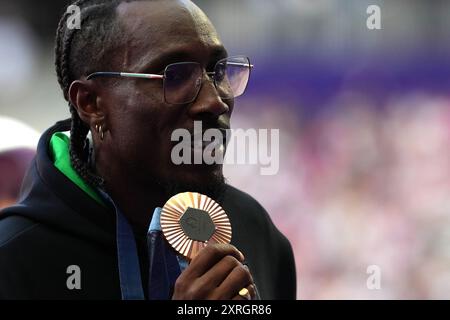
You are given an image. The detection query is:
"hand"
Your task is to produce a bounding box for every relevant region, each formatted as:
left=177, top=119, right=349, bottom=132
left=172, top=243, right=256, bottom=300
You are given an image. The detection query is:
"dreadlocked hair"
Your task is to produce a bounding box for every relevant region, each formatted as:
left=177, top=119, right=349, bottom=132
left=55, top=0, right=129, bottom=189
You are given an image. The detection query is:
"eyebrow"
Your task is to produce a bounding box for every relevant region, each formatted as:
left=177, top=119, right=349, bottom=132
left=139, top=46, right=228, bottom=73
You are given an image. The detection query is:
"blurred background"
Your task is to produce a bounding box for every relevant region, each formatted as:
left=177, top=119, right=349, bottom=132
left=1, top=0, right=450, bottom=299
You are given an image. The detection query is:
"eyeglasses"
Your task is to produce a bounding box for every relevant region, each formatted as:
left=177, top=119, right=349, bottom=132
left=86, top=55, right=253, bottom=105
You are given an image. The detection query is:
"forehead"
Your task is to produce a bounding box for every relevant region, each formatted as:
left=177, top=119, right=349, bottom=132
left=115, top=0, right=225, bottom=70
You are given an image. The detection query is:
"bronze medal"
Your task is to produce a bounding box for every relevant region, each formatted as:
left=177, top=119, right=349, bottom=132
left=160, top=192, right=232, bottom=261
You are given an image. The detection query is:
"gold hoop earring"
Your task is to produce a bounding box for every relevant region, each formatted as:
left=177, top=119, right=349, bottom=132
left=95, top=124, right=104, bottom=141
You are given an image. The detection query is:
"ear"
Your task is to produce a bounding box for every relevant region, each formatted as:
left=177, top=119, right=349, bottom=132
left=68, top=80, right=105, bottom=128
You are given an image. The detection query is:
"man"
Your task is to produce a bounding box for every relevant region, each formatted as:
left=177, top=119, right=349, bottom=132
left=0, top=0, right=296, bottom=299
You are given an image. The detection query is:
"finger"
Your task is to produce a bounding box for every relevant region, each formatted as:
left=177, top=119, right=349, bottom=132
left=198, top=254, right=241, bottom=290
left=213, top=262, right=253, bottom=300
left=247, top=283, right=257, bottom=300
left=183, top=243, right=244, bottom=279
left=241, top=264, right=257, bottom=299
left=178, top=255, right=241, bottom=299
left=173, top=246, right=244, bottom=300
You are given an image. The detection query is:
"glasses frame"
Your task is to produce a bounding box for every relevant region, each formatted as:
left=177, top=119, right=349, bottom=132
left=86, top=55, right=254, bottom=105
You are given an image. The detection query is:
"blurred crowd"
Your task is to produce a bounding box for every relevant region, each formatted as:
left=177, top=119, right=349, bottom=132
left=225, top=92, right=450, bottom=299
left=0, top=117, right=38, bottom=209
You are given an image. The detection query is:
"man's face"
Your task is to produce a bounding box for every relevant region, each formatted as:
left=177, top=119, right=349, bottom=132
left=95, top=0, right=233, bottom=197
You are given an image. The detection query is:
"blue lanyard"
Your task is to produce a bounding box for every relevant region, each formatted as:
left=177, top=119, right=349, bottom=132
left=147, top=207, right=183, bottom=300
left=98, top=190, right=186, bottom=300
left=98, top=190, right=145, bottom=299
left=116, top=208, right=146, bottom=299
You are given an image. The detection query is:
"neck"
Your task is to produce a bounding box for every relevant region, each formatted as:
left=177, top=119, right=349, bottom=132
left=95, top=160, right=167, bottom=237
left=108, top=180, right=165, bottom=237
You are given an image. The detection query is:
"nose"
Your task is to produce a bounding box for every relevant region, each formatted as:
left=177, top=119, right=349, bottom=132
left=187, top=76, right=232, bottom=119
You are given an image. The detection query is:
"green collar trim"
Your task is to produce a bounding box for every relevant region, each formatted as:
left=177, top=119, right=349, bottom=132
left=49, top=132, right=105, bottom=206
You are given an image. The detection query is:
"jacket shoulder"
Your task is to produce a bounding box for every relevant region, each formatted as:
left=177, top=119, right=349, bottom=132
left=0, top=215, right=39, bottom=248
left=223, top=184, right=276, bottom=225
left=223, top=185, right=297, bottom=299
left=224, top=184, right=266, bottom=211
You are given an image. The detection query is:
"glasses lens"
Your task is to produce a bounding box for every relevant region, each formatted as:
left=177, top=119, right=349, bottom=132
left=214, top=56, right=251, bottom=100
left=164, top=62, right=202, bottom=104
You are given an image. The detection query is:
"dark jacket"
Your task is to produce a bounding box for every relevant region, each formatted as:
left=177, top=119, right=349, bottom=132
left=0, top=119, right=296, bottom=300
